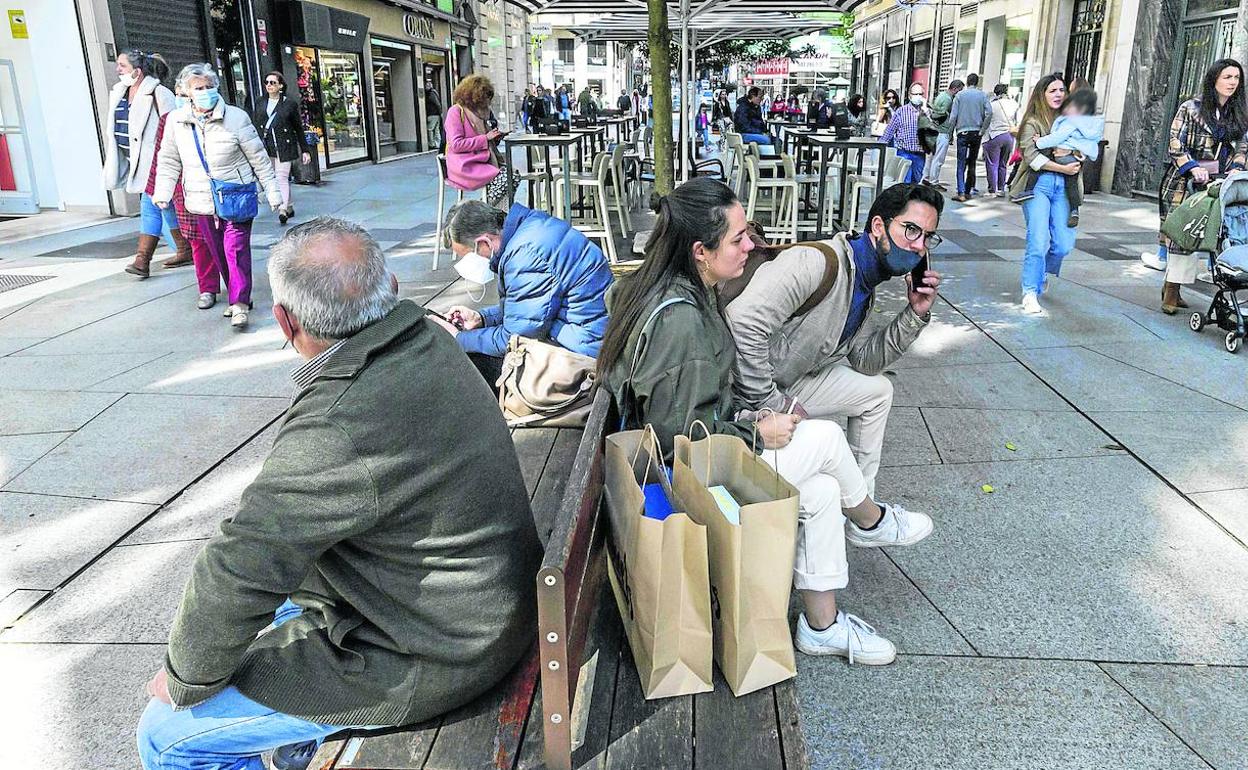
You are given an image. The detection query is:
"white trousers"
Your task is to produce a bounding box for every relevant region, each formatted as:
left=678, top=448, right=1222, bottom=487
left=270, top=157, right=292, bottom=209
left=788, top=364, right=894, bottom=500
left=924, top=133, right=952, bottom=183
left=761, top=419, right=870, bottom=592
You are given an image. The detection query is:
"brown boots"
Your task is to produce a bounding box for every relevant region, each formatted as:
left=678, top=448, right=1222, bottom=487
left=125, top=234, right=160, bottom=279
left=161, top=228, right=193, bottom=269
left=1161, top=281, right=1190, bottom=314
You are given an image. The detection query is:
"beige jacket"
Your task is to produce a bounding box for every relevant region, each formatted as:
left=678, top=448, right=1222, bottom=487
left=102, top=76, right=176, bottom=194
left=154, top=101, right=280, bottom=216
left=725, top=233, right=929, bottom=411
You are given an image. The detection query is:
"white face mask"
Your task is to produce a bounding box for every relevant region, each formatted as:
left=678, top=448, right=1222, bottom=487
left=910, top=94, right=925, bottom=106
left=454, top=241, right=497, bottom=287
left=119, top=71, right=137, bottom=86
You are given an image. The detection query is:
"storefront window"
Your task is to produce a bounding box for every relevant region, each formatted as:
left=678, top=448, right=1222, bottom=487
left=1003, top=17, right=1030, bottom=99
left=294, top=46, right=325, bottom=167
left=1186, top=0, right=1236, bottom=16
left=954, top=29, right=974, bottom=82
left=319, top=51, right=368, bottom=166
left=211, top=0, right=250, bottom=108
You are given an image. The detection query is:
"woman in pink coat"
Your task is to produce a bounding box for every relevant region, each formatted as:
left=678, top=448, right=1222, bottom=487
left=444, top=74, right=511, bottom=205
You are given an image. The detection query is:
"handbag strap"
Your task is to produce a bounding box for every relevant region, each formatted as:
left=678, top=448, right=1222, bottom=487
left=190, top=126, right=215, bottom=182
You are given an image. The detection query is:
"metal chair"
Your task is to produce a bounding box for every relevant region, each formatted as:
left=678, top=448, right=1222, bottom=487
left=554, top=152, right=620, bottom=263
left=744, top=153, right=798, bottom=243
left=434, top=154, right=484, bottom=269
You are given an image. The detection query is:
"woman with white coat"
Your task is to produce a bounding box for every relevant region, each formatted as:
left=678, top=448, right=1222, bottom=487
left=102, top=50, right=193, bottom=278
left=154, top=64, right=281, bottom=329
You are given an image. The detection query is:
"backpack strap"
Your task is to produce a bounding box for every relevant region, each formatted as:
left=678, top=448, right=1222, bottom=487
left=619, top=296, right=694, bottom=430
left=789, top=240, right=841, bottom=317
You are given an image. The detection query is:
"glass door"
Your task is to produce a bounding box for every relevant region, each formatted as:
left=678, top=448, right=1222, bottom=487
left=373, top=52, right=397, bottom=157
left=318, top=50, right=369, bottom=167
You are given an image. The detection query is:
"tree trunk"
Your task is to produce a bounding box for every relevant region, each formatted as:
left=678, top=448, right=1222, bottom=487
left=647, top=0, right=674, bottom=196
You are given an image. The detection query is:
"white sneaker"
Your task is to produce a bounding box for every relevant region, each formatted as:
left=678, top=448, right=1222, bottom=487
left=846, top=502, right=934, bottom=548
left=795, top=611, right=897, bottom=665
left=1021, top=292, right=1044, bottom=315
left=1140, top=250, right=1167, bottom=271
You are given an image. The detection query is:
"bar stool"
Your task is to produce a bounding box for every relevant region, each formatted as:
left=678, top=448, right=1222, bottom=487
left=847, top=148, right=910, bottom=230
left=744, top=154, right=798, bottom=243
left=554, top=152, right=620, bottom=263
left=434, top=154, right=483, bottom=269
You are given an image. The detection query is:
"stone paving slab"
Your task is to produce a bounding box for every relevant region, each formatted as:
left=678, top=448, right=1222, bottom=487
left=878, top=455, right=1248, bottom=665
left=1189, top=488, right=1248, bottom=546
left=0, top=588, right=47, bottom=628
left=1015, top=346, right=1240, bottom=413
left=2, top=393, right=287, bottom=504
left=123, top=423, right=280, bottom=546
left=2, top=539, right=202, bottom=643
left=0, top=351, right=168, bottom=391
left=919, top=407, right=1121, bottom=464
left=89, top=348, right=301, bottom=399
left=1088, top=410, right=1248, bottom=495
left=797, top=656, right=1207, bottom=770
left=1100, top=663, right=1248, bottom=770
left=879, top=406, right=941, bottom=468
left=0, top=432, right=70, bottom=485
left=0, top=642, right=164, bottom=770
left=890, top=361, right=1072, bottom=411
left=0, top=269, right=197, bottom=340
left=0, top=492, right=156, bottom=591
left=0, top=337, right=43, bottom=356
left=1086, top=340, right=1248, bottom=410
left=0, top=390, right=121, bottom=435
left=885, top=314, right=1016, bottom=369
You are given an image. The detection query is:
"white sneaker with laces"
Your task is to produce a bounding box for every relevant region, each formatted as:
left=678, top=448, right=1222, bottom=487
left=795, top=611, right=897, bottom=665
left=1140, top=250, right=1167, bottom=271
left=1021, top=292, right=1044, bottom=315
left=846, top=502, right=934, bottom=548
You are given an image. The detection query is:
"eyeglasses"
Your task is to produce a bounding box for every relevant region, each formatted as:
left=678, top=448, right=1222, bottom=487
left=890, top=219, right=942, bottom=250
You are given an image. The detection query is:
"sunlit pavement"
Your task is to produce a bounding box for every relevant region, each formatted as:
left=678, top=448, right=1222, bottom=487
left=1, top=155, right=1245, bottom=770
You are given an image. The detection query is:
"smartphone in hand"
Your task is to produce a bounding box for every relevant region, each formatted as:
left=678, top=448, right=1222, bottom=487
left=910, top=254, right=930, bottom=291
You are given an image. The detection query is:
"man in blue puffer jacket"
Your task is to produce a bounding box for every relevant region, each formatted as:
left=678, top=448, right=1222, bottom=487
left=434, top=200, right=613, bottom=381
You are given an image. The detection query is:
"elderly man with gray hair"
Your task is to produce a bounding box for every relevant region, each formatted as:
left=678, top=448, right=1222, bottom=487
left=136, top=217, right=542, bottom=770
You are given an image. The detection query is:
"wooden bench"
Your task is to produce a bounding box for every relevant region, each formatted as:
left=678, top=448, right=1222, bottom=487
left=314, top=390, right=809, bottom=770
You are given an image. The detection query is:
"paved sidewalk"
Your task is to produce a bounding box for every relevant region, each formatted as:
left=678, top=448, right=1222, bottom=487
left=0, top=155, right=1245, bottom=770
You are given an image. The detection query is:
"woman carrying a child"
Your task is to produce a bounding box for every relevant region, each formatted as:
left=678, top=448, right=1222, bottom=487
left=1147, top=59, right=1248, bottom=314
left=1009, top=74, right=1088, bottom=315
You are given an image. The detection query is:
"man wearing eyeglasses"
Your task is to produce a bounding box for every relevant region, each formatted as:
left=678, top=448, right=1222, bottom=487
left=726, top=183, right=943, bottom=502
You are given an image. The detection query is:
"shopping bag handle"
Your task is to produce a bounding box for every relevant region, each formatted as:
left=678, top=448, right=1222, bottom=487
left=632, top=424, right=671, bottom=494
left=687, top=419, right=714, bottom=478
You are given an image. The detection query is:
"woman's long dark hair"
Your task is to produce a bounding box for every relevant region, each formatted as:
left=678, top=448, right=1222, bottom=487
left=848, top=94, right=865, bottom=116
left=1199, top=58, right=1248, bottom=139
left=596, top=177, right=739, bottom=379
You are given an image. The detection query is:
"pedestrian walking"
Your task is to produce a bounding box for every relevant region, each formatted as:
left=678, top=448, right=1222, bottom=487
left=252, top=72, right=313, bottom=226
left=154, top=63, right=282, bottom=329
left=982, top=84, right=1019, bottom=196
left=103, top=50, right=194, bottom=278
left=922, top=80, right=963, bottom=188
left=1008, top=74, right=1084, bottom=315
left=873, top=89, right=900, bottom=136
left=616, top=91, right=631, bottom=113
left=1145, top=58, right=1248, bottom=313
left=425, top=82, right=444, bottom=149
left=881, top=83, right=929, bottom=184
left=949, top=74, right=992, bottom=201
left=578, top=85, right=598, bottom=119
left=169, top=77, right=221, bottom=310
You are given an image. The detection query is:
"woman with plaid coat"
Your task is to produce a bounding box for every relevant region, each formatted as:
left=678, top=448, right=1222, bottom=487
left=1150, top=59, right=1248, bottom=313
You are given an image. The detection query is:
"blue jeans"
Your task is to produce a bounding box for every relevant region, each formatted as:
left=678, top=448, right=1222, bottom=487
left=1021, top=172, right=1077, bottom=295
left=136, top=600, right=357, bottom=770
left=897, top=148, right=926, bottom=184
left=741, top=132, right=779, bottom=151
left=140, top=192, right=179, bottom=251
left=955, top=132, right=982, bottom=195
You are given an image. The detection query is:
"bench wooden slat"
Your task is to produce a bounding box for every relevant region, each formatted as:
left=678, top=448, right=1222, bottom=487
left=311, top=738, right=347, bottom=770
left=693, top=671, right=784, bottom=770
left=774, top=680, right=810, bottom=770
left=530, top=429, right=584, bottom=545
left=333, top=722, right=440, bottom=769
left=512, top=428, right=559, bottom=500
left=602, top=651, right=694, bottom=769
left=422, top=645, right=541, bottom=770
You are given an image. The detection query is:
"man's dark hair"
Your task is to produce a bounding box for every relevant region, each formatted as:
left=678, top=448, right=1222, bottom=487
left=949, top=79, right=965, bottom=91
left=966, top=73, right=980, bottom=87
left=865, top=183, right=944, bottom=230
left=747, top=86, right=761, bottom=99
left=1063, top=88, right=1097, bottom=115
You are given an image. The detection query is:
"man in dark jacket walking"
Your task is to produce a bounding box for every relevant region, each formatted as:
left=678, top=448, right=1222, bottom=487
left=137, top=217, right=541, bottom=770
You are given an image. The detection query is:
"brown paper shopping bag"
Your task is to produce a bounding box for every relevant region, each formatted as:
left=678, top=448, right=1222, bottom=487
left=672, top=423, right=800, bottom=696
left=604, top=427, right=714, bottom=699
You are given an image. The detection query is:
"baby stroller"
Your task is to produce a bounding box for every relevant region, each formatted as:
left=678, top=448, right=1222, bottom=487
left=1189, top=170, right=1248, bottom=353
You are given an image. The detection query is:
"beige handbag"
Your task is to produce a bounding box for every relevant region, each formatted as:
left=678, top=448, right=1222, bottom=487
left=497, top=335, right=597, bottom=428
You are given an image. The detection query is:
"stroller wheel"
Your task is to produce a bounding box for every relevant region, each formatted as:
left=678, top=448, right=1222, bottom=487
left=1190, top=312, right=1207, bottom=332
left=1225, top=331, right=1242, bottom=354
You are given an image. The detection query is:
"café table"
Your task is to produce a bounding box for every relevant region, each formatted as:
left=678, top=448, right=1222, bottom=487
left=804, top=135, right=889, bottom=237
left=603, top=115, right=636, bottom=144
left=503, top=132, right=592, bottom=221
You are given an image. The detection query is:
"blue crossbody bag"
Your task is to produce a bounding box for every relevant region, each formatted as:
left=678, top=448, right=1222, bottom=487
left=192, top=126, right=258, bottom=222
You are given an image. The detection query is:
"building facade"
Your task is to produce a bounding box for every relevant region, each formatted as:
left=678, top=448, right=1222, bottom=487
left=531, top=18, right=636, bottom=109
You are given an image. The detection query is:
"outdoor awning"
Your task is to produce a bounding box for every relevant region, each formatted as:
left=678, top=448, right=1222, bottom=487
left=504, top=0, right=865, bottom=15
left=561, top=12, right=835, bottom=43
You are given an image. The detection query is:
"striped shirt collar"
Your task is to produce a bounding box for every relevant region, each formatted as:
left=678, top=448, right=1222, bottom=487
left=290, top=340, right=347, bottom=389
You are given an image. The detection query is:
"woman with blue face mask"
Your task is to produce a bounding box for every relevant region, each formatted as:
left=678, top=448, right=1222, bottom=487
left=153, top=63, right=282, bottom=329
left=429, top=200, right=613, bottom=383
